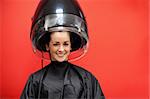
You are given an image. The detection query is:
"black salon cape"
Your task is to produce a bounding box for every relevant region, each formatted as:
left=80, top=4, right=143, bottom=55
left=21, top=61, right=105, bottom=99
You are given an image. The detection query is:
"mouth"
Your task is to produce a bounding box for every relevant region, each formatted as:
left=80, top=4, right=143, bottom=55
left=56, top=53, right=65, bottom=57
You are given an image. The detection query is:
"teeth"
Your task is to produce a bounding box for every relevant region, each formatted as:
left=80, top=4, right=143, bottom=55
left=57, top=54, right=64, bottom=57
left=58, top=55, right=63, bottom=57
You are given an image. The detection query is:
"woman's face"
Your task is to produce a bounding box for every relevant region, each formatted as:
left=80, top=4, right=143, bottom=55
left=46, top=31, right=71, bottom=62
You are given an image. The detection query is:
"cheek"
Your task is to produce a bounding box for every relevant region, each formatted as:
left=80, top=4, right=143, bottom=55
left=66, top=46, right=71, bottom=52
left=49, top=44, right=57, bottom=51
left=67, top=48, right=71, bottom=52
left=49, top=46, right=57, bottom=54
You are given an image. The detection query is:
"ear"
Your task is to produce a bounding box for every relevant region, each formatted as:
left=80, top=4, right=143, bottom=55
left=45, top=44, right=50, bottom=51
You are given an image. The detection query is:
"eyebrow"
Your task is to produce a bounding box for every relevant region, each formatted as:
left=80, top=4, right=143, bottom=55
left=64, top=41, right=70, bottom=43
left=51, top=41, right=70, bottom=43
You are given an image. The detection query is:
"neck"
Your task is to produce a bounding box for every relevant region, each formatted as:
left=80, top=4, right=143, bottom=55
left=50, top=61, right=69, bottom=79
left=51, top=61, right=68, bottom=66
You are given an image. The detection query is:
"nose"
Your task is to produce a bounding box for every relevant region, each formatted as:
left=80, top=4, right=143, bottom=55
left=58, top=45, right=64, bottom=52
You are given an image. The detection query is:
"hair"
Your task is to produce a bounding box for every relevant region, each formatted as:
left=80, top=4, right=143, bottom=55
left=37, top=31, right=82, bottom=52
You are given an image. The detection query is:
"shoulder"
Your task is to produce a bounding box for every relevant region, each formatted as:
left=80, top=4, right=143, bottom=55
left=69, top=63, right=98, bottom=81
left=29, top=65, right=49, bottom=82
left=70, top=63, right=101, bottom=92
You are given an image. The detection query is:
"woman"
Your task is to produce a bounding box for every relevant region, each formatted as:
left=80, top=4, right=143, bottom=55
left=21, top=0, right=105, bottom=99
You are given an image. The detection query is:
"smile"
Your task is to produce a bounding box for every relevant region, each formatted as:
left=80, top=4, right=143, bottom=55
left=56, top=53, right=65, bottom=57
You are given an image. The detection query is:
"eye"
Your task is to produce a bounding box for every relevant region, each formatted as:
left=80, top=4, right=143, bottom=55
left=53, top=43, right=59, bottom=46
left=63, top=43, right=69, bottom=46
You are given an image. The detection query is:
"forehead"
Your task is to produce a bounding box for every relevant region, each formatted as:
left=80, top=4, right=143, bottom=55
left=50, top=31, right=70, bottom=41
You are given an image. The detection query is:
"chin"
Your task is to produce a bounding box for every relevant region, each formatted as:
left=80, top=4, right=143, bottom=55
left=55, top=57, right=68, bottom=62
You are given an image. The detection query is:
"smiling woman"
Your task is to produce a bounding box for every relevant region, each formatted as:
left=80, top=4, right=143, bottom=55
left=46, top=32, right=72, bottom=62
left=1, top=0, right=148, bottom=98
left=20, top=0, right=105, bottom=99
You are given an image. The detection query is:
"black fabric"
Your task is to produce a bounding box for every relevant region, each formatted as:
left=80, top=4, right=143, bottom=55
left=21, top=62, right=105, bottom=99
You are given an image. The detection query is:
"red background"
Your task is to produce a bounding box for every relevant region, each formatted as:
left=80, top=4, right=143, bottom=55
left=0, top=0, right=149, bottom=99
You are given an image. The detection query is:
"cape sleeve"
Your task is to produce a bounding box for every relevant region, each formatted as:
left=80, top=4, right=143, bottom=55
left=89, top=73, right=105, bottom=99
left=92, top=77, right=105, bottom=99
left=93, top=79, right=105, bottom=99
left=20, top=74, right=39, bottom=99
